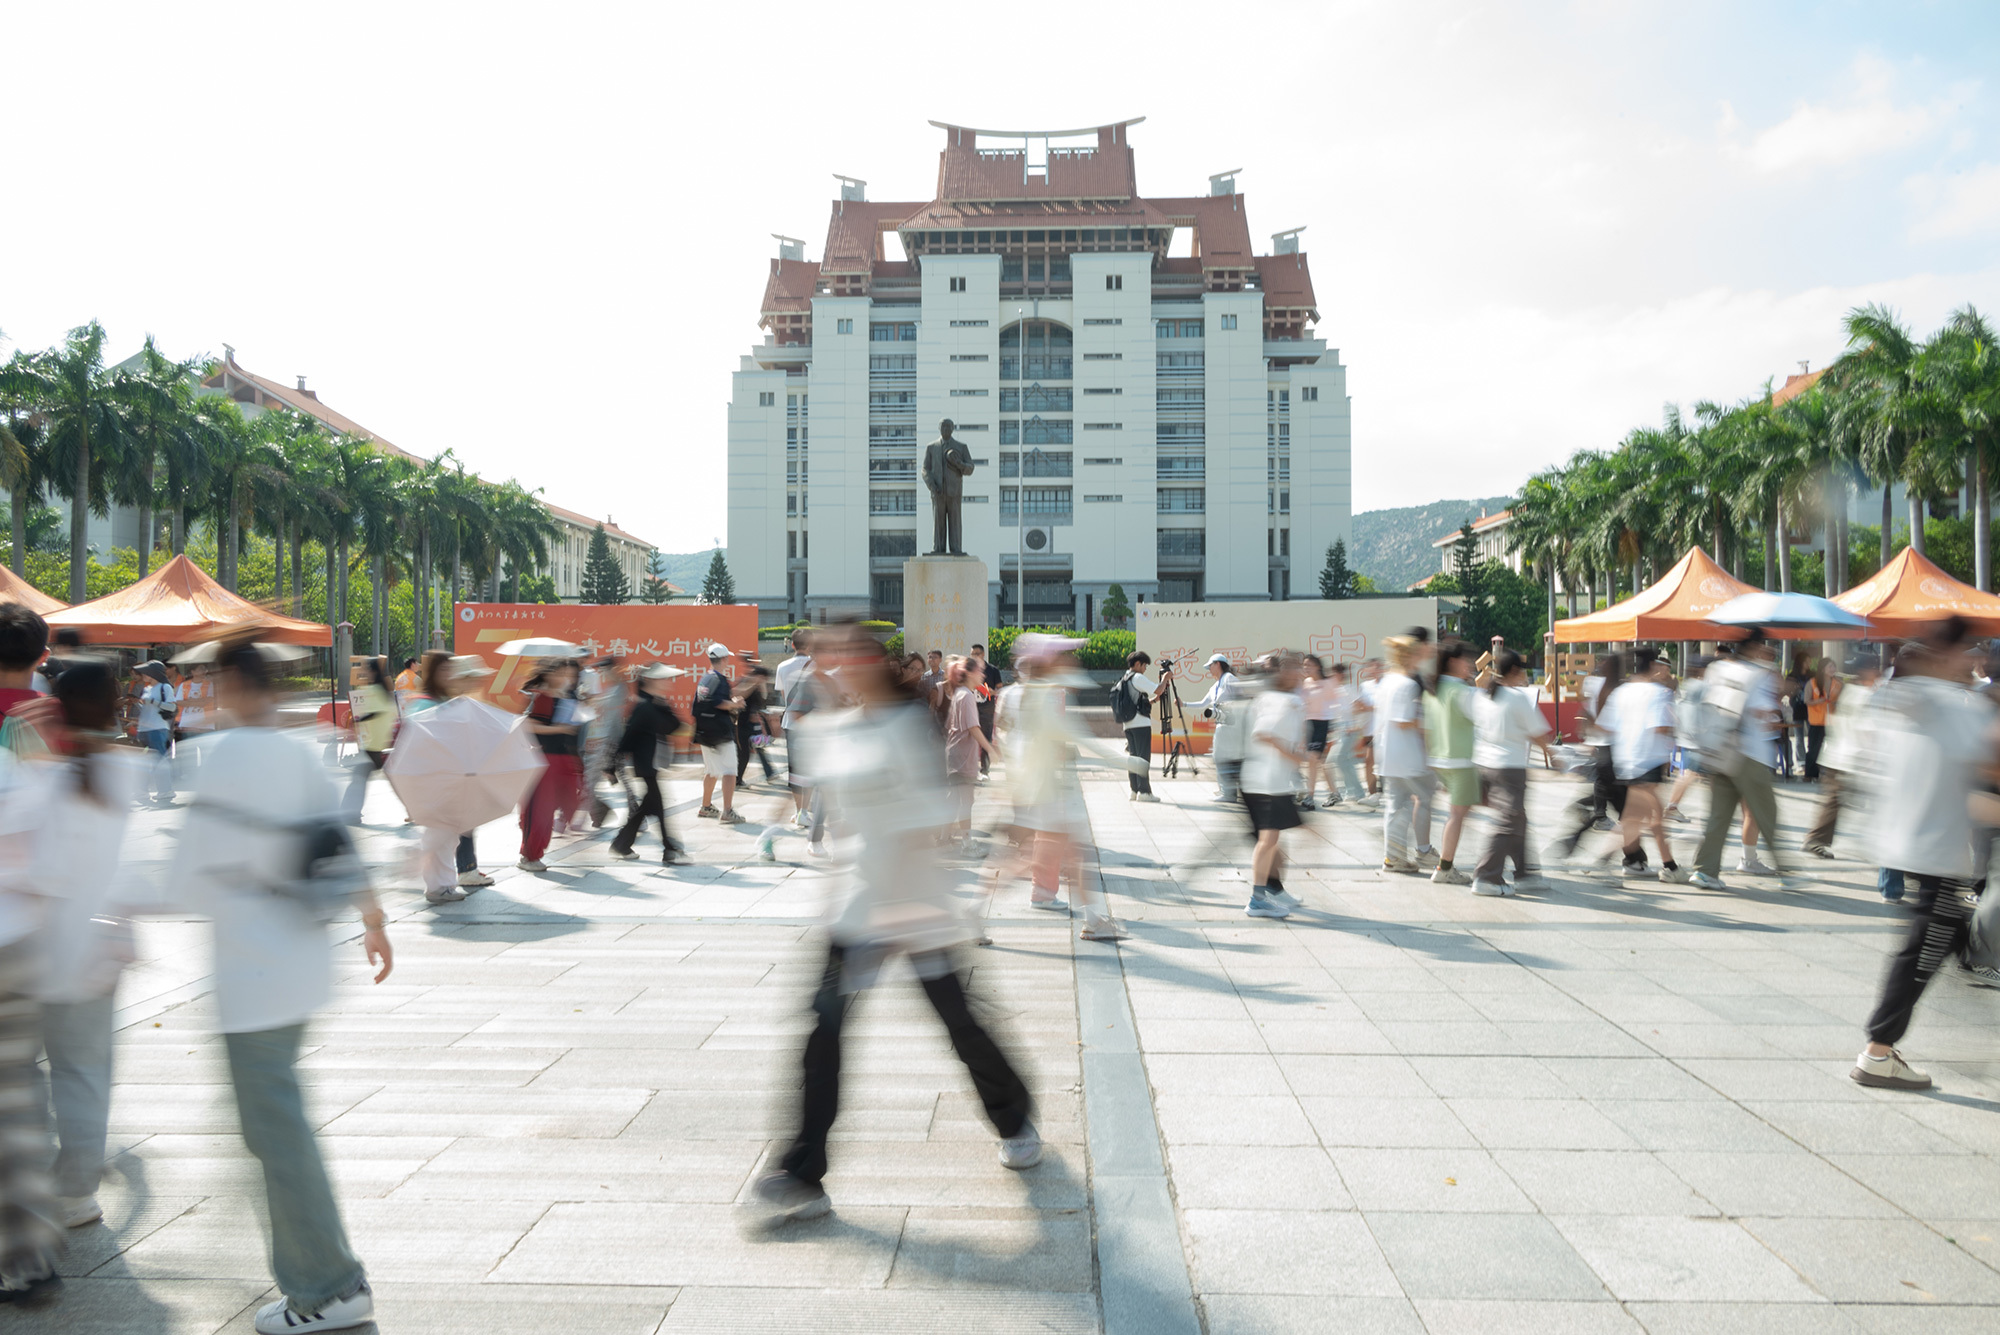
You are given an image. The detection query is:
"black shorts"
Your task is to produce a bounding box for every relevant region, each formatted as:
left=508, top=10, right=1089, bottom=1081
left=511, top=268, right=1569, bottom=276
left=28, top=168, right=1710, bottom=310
left=1307, top=719, right=1331, bottom=754
left=1243, top=792, right=1302, bottom=832
left=1629, top=765, right=1669, bottom=786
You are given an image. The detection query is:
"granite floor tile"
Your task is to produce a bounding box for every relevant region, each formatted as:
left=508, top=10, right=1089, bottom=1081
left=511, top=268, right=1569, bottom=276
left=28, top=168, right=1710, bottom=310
left=1154, top=1093, right=1320, bottom=1145
left=1824, top=1152, right=2000, bottom=1218
left=1493, top=1149, right=1717, bottom=1216
left=1658, top=1150, right=1901, bottom=1218
left=1299, top=1096, right=1478, bottom=1148
left=1449, top=1098, right=1642, bottom=1150
left=1331, top=1146, right=1535, bottom=1213
left=1743, top=1216, right=2000, bottom=1304
left=1412, top=1297, right=1646, bottom=1335
left=886, top=1207, right=1093, bottom=1289
left=491, top=1203, right=907, bottom=1286
left=1365, top=1211, right=1608, bottom=1299
left=1183, top=1208, right=1401, bottom=1296
left=1551, top=1214, right=1826, bottom=1302
left=1166, top=1144, right=1353, bottom=1210
left=1596, top=1099, right=1802, bottom=1152
left=1203, top=1294, right=1424, bottom=1334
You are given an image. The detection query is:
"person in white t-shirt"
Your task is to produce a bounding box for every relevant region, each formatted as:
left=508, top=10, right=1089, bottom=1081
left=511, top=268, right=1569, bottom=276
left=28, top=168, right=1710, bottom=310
left=1322, top=661, right=1363, bottom=803
left=1376, top=636, right=1435, bottom=871
left=1852, top=617, right=1999, bottom=1092
left=1691, top=633, right=1795, bottom=887
left=1598, top=648, right=1687, bottom=882
left=166, top=637, right=394, bottom=1334
left=1470, top=648, right=1554, bottom=895
left=1243, top=653, right=1309, bottom=919
left=1353, top=659, right=1383, bottom=802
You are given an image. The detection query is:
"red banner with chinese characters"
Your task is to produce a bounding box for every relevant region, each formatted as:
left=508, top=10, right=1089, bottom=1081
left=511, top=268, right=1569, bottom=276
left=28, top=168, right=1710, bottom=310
left=452, top=603, right=761, bottom=716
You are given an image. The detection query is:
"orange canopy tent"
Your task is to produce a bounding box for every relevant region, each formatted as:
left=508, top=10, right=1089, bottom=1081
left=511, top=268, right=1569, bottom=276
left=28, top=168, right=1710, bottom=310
left=43, top=554, right=333, bottom=647
left=0, top=564, right=67, bottom=617
left=1832, top=547, right=2000, bottom=638
left=1551, top=547, right=1765, bottom=643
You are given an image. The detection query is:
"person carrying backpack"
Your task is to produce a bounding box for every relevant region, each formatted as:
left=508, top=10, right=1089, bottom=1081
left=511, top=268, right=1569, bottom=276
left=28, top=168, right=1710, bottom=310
left=1112, top=651, right=1167, bottom=802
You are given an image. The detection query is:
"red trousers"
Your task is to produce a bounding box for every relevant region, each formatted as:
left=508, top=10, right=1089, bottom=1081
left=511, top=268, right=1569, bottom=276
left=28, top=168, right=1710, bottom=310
left=520, top=754, right=583, bottom=859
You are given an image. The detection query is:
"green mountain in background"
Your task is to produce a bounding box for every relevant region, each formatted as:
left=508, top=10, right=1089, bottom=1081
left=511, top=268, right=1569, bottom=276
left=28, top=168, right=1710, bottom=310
left=655, top=550, right=720, bottom=592
left=1349, top=495, right=1517, bottom=592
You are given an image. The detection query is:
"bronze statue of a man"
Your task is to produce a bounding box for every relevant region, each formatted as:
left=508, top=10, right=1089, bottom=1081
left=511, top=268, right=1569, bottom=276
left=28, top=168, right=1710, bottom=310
left=923, top=418, right=975, bottom=556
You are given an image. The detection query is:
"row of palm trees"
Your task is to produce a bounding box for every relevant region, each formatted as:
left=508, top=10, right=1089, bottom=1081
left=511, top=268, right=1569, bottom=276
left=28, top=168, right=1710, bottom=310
left=1506, top=303, right=2000, bottom=614
left=1, top=321, right=562, bottom=653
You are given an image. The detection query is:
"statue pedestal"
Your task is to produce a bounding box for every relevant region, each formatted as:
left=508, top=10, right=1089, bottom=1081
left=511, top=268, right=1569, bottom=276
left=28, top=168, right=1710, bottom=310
left=903, top=555, right=988, bottom=660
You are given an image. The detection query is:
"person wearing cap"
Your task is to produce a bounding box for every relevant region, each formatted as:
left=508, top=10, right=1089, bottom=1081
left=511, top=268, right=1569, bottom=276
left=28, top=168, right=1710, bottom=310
left=1197, top=654, right=1243, bottom=801
left=402, top=655, right=504, bottom=901
left=133, top=659, right=180, bottom=805
left=693, top=643, right=745, bottom=823
left=612, top=664, right=688, bottom=864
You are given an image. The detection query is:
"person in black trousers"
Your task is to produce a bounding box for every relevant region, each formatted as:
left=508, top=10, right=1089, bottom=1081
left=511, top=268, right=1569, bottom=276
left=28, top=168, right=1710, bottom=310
left=735, top=665, right=776, bottom=786
left=970, top=644, right=1001, bottom=775
left=612, top=664, right=687, bottom=864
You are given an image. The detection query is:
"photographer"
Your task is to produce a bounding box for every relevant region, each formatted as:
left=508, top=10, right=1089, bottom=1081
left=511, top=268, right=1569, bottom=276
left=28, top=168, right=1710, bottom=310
left=1113, top=651, right=1168, bottom=802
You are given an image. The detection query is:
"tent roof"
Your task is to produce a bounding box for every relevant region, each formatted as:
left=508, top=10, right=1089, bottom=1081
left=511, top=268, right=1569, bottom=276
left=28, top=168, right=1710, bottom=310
left=0, top=565, right=67, bottom=617
left=43, top=555, right=333, bottom=647
left=1832, top=547, right=2000, bottom=637
left=1551, top=548, right=1762, bottom=642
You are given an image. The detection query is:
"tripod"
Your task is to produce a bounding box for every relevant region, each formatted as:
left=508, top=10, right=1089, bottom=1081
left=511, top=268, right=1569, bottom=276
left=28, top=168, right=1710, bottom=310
left=1158, top=665, right=1200, bottom=779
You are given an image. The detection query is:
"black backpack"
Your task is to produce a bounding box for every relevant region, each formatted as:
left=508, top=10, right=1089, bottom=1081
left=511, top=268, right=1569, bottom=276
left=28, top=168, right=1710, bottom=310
left=1110, top=673, right=1140, bottom=725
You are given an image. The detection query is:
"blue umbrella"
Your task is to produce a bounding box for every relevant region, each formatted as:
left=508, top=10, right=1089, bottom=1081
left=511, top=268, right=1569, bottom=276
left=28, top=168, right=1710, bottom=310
left=1708, top=592, right=1870, bottom=636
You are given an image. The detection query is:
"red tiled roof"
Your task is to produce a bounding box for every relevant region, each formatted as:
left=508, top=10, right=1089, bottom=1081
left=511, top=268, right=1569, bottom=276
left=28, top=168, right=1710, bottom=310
left=541, top=502, right=652, bottom=549
left=760, top=257, right=821, bottom=314
left=1152, top=195, right=1256, bottom=270
left=933, top=122, right=1140, bottom=202
left=1772, top=369, right=1824, bottom=406
left=822, top=200, right=926, bottom=275
left=1431, top=510, right=1514, bottom=548
left=1255, top=252, right=1318, bottom=314
left=897, top=197, right=1176, bottom=233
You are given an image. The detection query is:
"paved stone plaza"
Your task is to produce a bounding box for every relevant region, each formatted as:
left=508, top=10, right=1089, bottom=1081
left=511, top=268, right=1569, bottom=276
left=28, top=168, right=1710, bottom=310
left=20, top=759, right=2000, bottom=1333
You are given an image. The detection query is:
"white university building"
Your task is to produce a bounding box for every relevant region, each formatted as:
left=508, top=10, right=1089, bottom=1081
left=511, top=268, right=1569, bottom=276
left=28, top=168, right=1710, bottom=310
left=727, top=118, right=1351, bottom=630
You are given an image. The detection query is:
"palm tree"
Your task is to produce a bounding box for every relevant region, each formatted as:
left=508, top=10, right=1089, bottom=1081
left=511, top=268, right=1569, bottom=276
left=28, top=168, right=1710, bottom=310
left=1, top=384, right=55, bottom=578
left=0, top=322, right=129, bottom=601
left=1917, top=306, right=2000, bottom=590
left=195, top=396, right=254, bottom=590
left=112, top=336, right=200, bottom=576
left=1834, top=304, right=1938, bottom=557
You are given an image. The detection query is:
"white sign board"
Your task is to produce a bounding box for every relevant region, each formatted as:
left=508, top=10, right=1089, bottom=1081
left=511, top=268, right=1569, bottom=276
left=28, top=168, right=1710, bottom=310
left=1135, top=598, right=1440, bottom=673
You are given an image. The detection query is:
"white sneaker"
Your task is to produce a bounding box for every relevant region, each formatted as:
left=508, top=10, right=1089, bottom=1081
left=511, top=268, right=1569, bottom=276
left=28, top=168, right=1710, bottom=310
left=1850, top=1047, right=1932, bottom=1090
left=999, top=1123, right=1044, bottom=1169
left=1030, top=896, right=1070, bottom=913
left=1657, top=865, right=1691, bottom=884
left=1513, top=874, right=1551, bottom=893
left=58, top=1194, right=101, bottom=1228
left=1688, top=871, right=1730, bottom=890
left=1415, top=848, right=1441, bottom=869
left=456, top=870, right=494, bottom=888
left=1470, top=879, right=1510, bottom=897
left=1735, top=854, right=1774, bottom=875
left=517, top=858, right=547, bottom=873
left=1127, top=790, right=1138, bottom=801
left=1135, top=792, right=1161, bottom=803
left=254, top=1283, right=374, bottom=1333
left=1430, top=866, right=1471, bottom=886
left=749, top=1169, right=831, bottom=1222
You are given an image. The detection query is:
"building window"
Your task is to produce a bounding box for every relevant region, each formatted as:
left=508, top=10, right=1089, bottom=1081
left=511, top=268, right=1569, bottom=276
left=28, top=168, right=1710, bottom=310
left=870, top=355, right=915, bottom=375
left=1000, top=451, right=1073, bottom=478
left=757, top=391, right=775, bottom=407
left=869, top=458, right=917, bottom=481
left=836, top=319, right=853, bottom=334
left=1280, top=529, right=1290, bottom=556
left=1157, top=457, right=1205, bottom=480
left=1083, top=352, right=1122, bottom=360
left=1021, top=486, right=1072, bottom=516
left=1001, top=385, right=1073, bottom=413
left=1158, top=488, right=1206, bottom=514
left=950, top=388, right=988, bottom=396
left=870, top=490, right=917, bottom=515
left=1084, top=494, right=1123, bottom=503
left=1083, top=387, right=1121, bottom=395
left=1220, top=314, right=1239, bottom=331
left=957, top=423, right=989, bottom=431
left=949, top=318, right=988, bottom=326
left=1300, top=385, right=1319, bottom=401
left=1156, top=320, right=1205, bottom=339
left=965, top=494, right=988, bottom=503
left=1157, top=529, right=1205, bottom=556
left=786, top=494, right=798, bottom=516
left=949, top=276, right=967, bottom=292
left=872, top=576, right=904, bottom=609
left=1083, top=318, right=1121, bottom=326
left=999, top=418, right=1073, bottom=446
left=870, top=322, right=917, bottom=341
left=1083, top=456, right=1122, bottom=465
left=1083, top=423, right=1122, bottom=431
left=1106, top=275, right=1123, bottom=291
left=950, top=353, right=989, bottom=362
left=869, top=531, right=917, bottom=557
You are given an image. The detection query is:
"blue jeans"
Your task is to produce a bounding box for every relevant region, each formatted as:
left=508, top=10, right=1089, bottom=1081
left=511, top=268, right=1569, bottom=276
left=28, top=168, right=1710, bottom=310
left=40, top=996, right=115, bottom=1198
left=224, top=1025, right=366, bottom=1312
left=1878, top=868, right=1905, bottom=901
left=138, top=728, right=174, bottom=801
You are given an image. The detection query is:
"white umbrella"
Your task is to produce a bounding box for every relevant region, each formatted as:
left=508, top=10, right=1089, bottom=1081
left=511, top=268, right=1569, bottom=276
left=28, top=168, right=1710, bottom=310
left=170, top=641, right=314, bottom=665
left=496, top=637, right=586, bottom=658
left=1709, top=592, right=1871, bottom=637
left=384, top=696, right=545, bottom=830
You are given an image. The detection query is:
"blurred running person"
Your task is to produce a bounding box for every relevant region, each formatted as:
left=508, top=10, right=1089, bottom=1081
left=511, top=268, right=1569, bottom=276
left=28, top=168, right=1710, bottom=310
left=1599, top=648, right=1686, bottom=882
left=1197, top=654, right=1243, bottom=801
left=166, top=633, right=394, bottom=1333
left=1471, top=649, right=1554, bottom=895
left=133, top=659, right=179, bottom=805
left=612, top=664, right=688, bottom=864
left=1804, top=659, right=1877, bottom=858
left=1298, top=655, right=1344, bottom=809
left=1377, top=636, right=1434, bottom=872
left=1691, top=632, right=1795, bottom=889
left=1851, top=617, right=1996, bottom=1090
left=942, top=658, right=995, bottom=847
left=751, top=627, right=1037, bottom=1223
left=517, top=660, right=584, bottom=871
left=1663, top=656, right=1708, bottom=823
left=1426, top=641, right=1480, bottom=885
left=1802, top=657, right=1839, bottom=782
left=342, top=658, right=396, bottom=823
left=1244, top=653, right=1309, bottom=918
left=406, top=656, right=508, bottom=903
left=968, top=643, right=1001, bottom=775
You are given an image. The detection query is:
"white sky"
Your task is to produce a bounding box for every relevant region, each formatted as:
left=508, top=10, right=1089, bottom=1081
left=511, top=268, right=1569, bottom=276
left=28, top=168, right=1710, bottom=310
left=6, top=1, right=1998, bottom=550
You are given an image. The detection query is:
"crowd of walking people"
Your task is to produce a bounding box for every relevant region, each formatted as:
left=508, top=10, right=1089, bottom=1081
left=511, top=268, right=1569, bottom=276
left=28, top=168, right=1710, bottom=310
left=0, top=592, right=1995, bottom=1321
